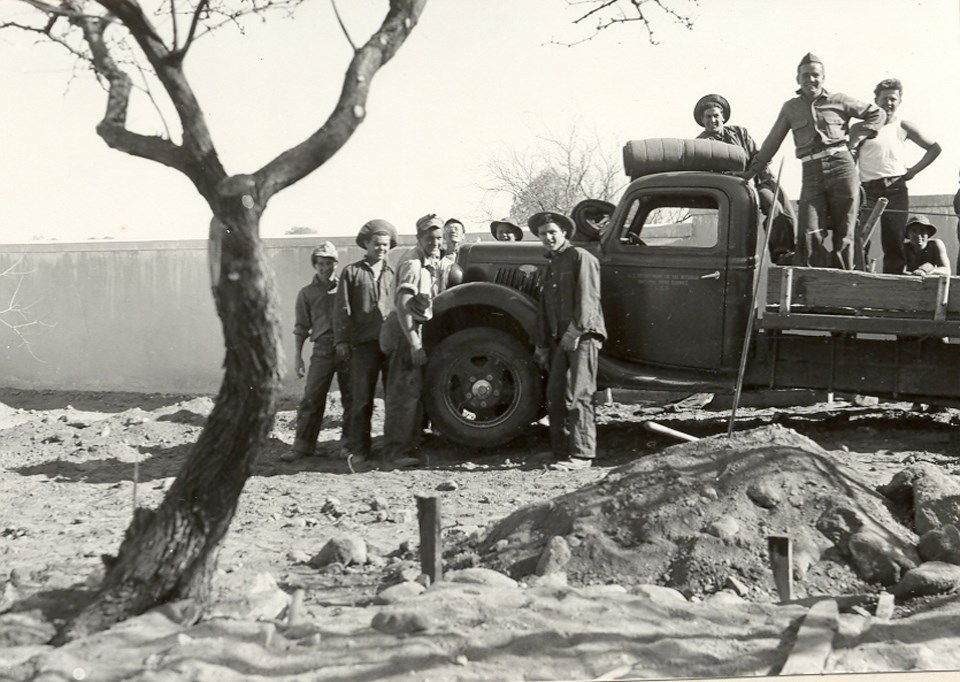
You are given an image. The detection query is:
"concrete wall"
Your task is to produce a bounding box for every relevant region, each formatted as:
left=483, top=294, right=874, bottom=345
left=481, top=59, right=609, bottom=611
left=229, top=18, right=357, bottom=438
left=0, top=194, right=955, bottom=398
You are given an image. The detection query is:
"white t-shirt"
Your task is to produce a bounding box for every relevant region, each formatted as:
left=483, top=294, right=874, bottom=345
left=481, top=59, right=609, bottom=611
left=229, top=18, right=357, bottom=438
left=858, top=117, right=909, bottom=182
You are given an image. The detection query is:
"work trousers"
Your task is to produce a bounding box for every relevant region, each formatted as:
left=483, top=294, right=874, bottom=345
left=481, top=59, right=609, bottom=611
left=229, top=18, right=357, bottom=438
left=798, top=151, right=859, bottom=270
left=382, top=335, right=424, bottom=460
left=546, top=336, right=601, bottom=460
left=757, top=181, right=797, bottom=263
left=345, top=340, right=388, bottom=457
left=860, top=176, right=909, bottom=274
left=294, top=336, right=352, bottom=455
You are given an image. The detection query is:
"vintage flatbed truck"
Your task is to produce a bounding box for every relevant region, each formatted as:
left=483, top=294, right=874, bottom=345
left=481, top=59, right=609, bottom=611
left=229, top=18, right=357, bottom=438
left=420, top=139, right=960, bottom=447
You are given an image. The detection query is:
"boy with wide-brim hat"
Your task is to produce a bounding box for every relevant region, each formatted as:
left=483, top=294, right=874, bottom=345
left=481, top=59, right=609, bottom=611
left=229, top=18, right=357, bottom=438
left=490, top=218, right=523, bottom=241
left=283, top=241, right=353, bottom=462
left=529, top=211, right=606, bottom=471
left=334, top=219, right=398, bottom=465
left=903, top=214, right=950, bottom=277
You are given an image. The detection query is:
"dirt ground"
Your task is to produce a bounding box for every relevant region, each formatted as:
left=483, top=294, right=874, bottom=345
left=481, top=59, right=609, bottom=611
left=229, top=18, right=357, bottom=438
left=2, top=386, right=960, bottom=680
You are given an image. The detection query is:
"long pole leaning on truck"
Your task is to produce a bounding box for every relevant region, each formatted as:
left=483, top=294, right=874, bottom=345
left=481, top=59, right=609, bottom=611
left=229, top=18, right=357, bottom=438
left=727, top=158, right=785, bottom=437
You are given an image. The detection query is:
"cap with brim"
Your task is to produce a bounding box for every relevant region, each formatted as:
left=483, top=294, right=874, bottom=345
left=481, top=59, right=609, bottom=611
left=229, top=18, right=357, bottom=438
left=905, top=214, right=937, bottom=237
left=490, top=219, right=523, bottom=240
left=311, top=241, right=339, bottom=262
left=527, top=211, right=575, bottom=238
left=355, top=218, right=398, bottom=249
left=693, top=94, right=731, bottom=126
left=416, top=213, right=444, bottom=235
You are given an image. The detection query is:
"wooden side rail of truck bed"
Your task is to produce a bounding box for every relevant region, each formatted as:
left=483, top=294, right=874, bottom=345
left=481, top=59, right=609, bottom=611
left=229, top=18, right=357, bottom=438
left=760, top=266, right=960, bottom=338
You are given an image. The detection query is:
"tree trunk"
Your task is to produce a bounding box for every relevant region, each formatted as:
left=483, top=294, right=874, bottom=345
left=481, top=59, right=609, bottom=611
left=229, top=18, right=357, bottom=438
left=56, top=203, right=281, bottom=643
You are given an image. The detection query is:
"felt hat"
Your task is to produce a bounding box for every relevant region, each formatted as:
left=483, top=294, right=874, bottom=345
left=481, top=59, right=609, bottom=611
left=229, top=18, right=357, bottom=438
left=310, top=241, right=339, bottom=263
left=490, top=218, right=523, bottom=241
left=416, top=213, right=444, bottom=235
left=905, top=214, right=937, bottom=237
left=527, top=211, right=575, bottom=238
left=798, top=52, right=823, bottom=69
left=355, top=219, right=398, bottom=249
left=693, top=94, right=731, bottom=126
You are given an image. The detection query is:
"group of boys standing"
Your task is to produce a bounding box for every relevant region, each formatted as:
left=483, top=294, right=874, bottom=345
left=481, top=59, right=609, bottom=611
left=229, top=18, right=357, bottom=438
left=283, top=210, right=608, bottom=471
left=694, top=51, right=947, bottom=276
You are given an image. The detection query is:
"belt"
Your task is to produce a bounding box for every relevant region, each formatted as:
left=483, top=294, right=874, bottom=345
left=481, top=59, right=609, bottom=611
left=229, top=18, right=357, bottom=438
left=799, top=145, right=850, bottom=163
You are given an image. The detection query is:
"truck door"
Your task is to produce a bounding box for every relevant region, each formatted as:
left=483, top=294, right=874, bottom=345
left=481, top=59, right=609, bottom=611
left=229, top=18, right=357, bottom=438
left=601, top=187, right=731, bottom=370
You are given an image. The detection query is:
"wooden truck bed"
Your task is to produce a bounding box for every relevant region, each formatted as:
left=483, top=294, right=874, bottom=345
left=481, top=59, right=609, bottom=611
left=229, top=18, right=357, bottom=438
left=759, top=266, right=960, bottom=338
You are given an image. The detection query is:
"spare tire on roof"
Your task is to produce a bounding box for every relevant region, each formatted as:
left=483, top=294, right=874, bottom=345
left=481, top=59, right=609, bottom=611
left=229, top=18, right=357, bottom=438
left=622, top=138, right=747, bottom=180
left=570, top=199, right=616, bottom=242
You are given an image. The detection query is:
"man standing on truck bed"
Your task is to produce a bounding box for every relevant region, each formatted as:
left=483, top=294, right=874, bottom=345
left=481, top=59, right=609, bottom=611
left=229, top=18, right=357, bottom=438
left=531, top=211, right=607, bottom=471
left=694, top=93, right=797, bottom=264
left=743, top=53, right=885, bottom=270
left=852, top=78, right=941, bottom=274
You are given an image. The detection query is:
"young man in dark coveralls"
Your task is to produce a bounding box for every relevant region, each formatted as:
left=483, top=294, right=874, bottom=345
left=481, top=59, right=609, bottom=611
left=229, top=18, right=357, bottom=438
left=694, top=93, right=797, bottom=264
left=530, top=212, right=607, bottom=471
left=283, top=242, right=353, bottom=462
left=379, top=214, right=444, bottom=468
left=742, top=53, right=885, bottom=270
left=334, top=219, right=398, bottom=464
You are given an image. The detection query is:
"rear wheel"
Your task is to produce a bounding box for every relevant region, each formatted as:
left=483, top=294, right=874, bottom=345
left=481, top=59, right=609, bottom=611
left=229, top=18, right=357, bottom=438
left=425, top=327, right=543, bottom=448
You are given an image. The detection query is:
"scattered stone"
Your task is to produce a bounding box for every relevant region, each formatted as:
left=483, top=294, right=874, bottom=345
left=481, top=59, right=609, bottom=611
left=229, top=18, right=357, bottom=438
left=918, top=525, right=960, bottom=565
left=454, top=654, right=469, bottom=666
left=397, top=564, right=421, bottom=583
left=894, top=562, right=960, bottom=599
left=707, top=590, right=745, bottom=605
left=309, top=536, right=367, bottom=568
left=525, top=572, right=568, bottom=588
left=370, top=497, right=389, bottom=511
left=436, top=480, right=459, bottom=492
left=390, top=509, right=413, bottom=524
left=209, top=572, right=290, bottom=621
left=414, top=573, right=431, bottom=588
left=632, top=584, right=686, bottom=604
left=746, top=480, right=782, bottom=509
left=492, top=539, right=509, bottom=552
left=536, top=536, right=572, bottom=576
left=375, top=581, right=426, bottom=604
left=706, top=516, right=740, bottom=541
left=286, top=550, right=312, bottom=565
left=321, top=497, right=344, bottom=518
left=724, top=576, right=750, bottom=597
left=367, top=554, right=387, bottom=568
left=880, top=464, right=960, bottom=535
left=816, top=505, right=864, bottom=555
left=370, top=611, right=431, bottom=635
left=702, top=486, right=719, bottom=501
left=445, top=568, right=518, bottom=589
left=848, top=530, right=916, bottom=586
left=99, top=425, right=112, bottom=438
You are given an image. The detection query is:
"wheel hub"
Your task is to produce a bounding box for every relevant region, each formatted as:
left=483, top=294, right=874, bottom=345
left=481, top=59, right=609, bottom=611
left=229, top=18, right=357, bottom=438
left=470, top=378, right=493, bottom=400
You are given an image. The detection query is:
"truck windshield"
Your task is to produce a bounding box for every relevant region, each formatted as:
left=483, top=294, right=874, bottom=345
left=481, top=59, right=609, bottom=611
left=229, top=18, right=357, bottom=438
left=619, top=194, right=720, bottom=249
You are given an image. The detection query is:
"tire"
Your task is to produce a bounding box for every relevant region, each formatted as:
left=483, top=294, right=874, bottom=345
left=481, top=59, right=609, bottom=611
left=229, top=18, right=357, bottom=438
left=425, top=327, right=543, bottom=448
left=571, top=199, right=616, bottom=242
left=622, top=138, right=747, bottom=179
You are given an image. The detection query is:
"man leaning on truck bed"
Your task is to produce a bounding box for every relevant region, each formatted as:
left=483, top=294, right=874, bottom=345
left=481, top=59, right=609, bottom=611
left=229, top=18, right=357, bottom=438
left=741, top=52, right=885, bottom=271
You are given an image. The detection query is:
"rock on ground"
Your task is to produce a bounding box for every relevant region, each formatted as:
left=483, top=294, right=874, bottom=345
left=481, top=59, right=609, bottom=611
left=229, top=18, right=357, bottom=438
left=880, top=464, right=960, bottom=536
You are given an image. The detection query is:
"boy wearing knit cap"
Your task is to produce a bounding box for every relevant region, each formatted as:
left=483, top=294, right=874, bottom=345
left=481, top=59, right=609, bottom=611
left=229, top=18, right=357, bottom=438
left=283, top=241, right=353, bottom=462
left=334, top=219, right=398, bottom=463
left=743, top=53, right=885, bottom=270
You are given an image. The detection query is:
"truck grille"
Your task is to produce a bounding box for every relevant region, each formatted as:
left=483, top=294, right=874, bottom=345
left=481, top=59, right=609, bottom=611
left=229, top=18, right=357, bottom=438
left=494, top=266, right=542, bottom=299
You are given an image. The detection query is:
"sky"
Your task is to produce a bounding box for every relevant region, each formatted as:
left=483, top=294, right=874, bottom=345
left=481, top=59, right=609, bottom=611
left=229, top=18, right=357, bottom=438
left=1, top=0, right=959, bottom=243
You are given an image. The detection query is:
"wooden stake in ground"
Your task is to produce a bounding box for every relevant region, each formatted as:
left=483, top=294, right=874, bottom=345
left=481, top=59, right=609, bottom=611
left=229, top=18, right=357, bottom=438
left=779, top=599, right=839, bottom=675
left=768, top=535, right=793, bottom=602
left=416, top=495, right=442, bottom=584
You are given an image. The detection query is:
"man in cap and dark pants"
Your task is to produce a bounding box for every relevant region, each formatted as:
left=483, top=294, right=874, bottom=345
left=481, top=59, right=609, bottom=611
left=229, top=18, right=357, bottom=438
left=742, top=53, right=885, bottom=269
left=283, top=241, right=353, bottom=462
left=334, top=219, right=398, bottom=464
left=379, top=214, right=445, bottom=468
left=531, top=211, right=606, bottom=470
left=694, top=93, right=797, bottom=264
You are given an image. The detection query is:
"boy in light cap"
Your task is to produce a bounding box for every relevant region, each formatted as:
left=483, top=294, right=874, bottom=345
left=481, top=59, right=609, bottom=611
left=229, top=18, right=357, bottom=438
left=334, top=219, right=397, bottom=463
left=379, top=213, right=444, bottom=468
left=283, top=241, right=353, bottom=462
left=742, top=53, right=885, bottom=269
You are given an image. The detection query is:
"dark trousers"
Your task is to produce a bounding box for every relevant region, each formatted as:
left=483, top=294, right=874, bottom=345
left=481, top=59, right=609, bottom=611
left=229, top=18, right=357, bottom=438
left=294, top=336, right=352, bottom=455
left=345, top=340, right=388, bottom=457
left=546, top=336, right=600, bottom=460
left=860, top=176, right=909, bottom=274
left=757, top=181, right=797, bottom=262
left=798, top=151, right=859, bottom=270
left=382, top=335, right=424, bottom=459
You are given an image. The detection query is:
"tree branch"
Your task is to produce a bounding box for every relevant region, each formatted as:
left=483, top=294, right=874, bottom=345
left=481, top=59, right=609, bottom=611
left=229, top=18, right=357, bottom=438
left=330, top=0, right=357, bottom=52
left=255, top=0, right=427, bottom=203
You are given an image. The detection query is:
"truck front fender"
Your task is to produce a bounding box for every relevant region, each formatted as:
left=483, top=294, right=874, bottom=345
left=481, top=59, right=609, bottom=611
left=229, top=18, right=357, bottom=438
left=426, top=282, right=539, bottom=348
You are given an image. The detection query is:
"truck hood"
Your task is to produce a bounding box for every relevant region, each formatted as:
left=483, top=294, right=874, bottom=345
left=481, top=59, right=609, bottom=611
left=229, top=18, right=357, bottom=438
left=457, top=241, right=602, bottom=297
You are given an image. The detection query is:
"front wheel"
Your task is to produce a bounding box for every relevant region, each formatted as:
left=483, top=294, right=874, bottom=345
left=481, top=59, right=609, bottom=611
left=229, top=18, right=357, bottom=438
left=425, top=327, right=543, bottom=449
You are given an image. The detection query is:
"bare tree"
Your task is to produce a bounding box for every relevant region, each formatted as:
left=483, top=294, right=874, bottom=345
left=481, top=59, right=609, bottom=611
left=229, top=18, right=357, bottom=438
left=3, top=0, right=427, bottom=641
left=0, top=257, right=54, bottom=362
left=558, top=0, right=696, bottom=45
left=484, top=127, right=624, bottom=222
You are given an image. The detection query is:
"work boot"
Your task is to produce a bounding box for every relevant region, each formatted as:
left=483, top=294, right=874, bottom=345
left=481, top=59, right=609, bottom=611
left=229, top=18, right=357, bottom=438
left=549, top=457, right=593, bottom=471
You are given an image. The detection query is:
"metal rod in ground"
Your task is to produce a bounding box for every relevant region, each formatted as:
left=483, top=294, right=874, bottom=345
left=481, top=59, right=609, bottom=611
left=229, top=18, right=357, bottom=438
left=643, top=421, right=699, bottom=443
left=416, top=495, right=443, bottom=584
left=727, top=158, right=785, bottom=437
left=768, top=535, right=794, bottom=602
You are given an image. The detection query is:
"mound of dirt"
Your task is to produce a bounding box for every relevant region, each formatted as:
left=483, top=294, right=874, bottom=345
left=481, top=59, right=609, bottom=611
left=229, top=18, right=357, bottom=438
left=472, top=425, right=918, bottom=600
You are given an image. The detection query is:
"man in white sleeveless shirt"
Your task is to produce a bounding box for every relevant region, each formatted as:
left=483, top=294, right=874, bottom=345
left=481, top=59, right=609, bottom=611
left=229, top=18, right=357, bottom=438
left=853, top=79, right=941, bottom=274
